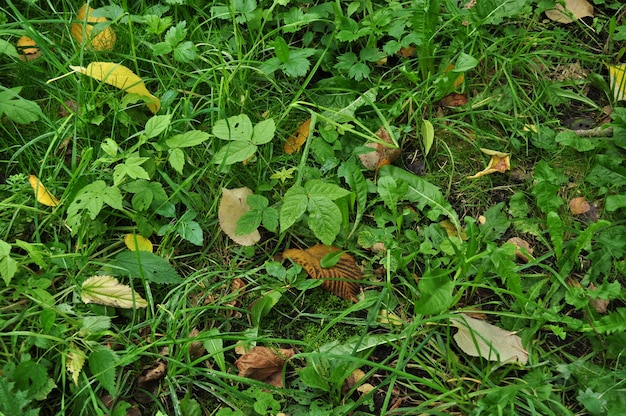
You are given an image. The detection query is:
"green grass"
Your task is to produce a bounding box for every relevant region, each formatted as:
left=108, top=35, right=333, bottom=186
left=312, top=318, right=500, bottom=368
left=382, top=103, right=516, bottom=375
left=1, top=0, right=626, bottom=415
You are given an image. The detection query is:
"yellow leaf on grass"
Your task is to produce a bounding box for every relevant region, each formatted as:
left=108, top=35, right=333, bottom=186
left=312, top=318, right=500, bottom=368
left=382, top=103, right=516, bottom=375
left=28, top=175, right=60, bottom=207
left=218, top=187, right=261, bottom=246
left=66, top=345, right=86, bottom=385
left=608, top=63, right=626, bottom=102
left=450, top=313, right=528, bottom=364
left=70, top=62, right=160, bottom=113
left=284, top=118, right=311, bottom=154
left=16, top=36, right=41, bottom=61
left=124, top=234, right=153, bottom=252
left=467, top=148, right=510, bottom=179
left=81, top=275, right=148, bottom=308
left=545, top=0, right=593, bottom=24
left=70, top=3, right=116, bottom=51
left=282, top=244, right=362, bottom=302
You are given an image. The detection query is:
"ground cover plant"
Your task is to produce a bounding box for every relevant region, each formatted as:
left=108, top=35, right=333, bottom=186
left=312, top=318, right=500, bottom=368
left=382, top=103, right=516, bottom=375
left=1, top=0, right=625, bottom=414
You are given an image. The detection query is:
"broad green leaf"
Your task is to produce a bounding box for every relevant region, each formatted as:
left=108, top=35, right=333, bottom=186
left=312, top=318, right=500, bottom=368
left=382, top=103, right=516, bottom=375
left=280, top=186, right=308, bottom=230
left=113, top=156, right=150, bottom=185
left=413, top=269, right=455, bottom=315
left=605, top=194, right=626, bottom=212
left=0, top=240, right=17, bottom=286
left=89, top=348, right=118, bottom=395
left=322, top=87, right=377, bottom=122
left=0, top=39, right=19, bottom=58
left=251, top=118, right=276, bottom=145
left=273, top=36, right=290, bottom=63
left=81, top=316, right=112, bottom=335
left=113, top=251, right=183, bottom=284
left=250, top=289, right=282, bottom=326
left=555, top=131, right=600, bottom=151
left=173, top=40, right=197, bottom=63
left=532, top=161, right=567, bottom=214
left=212, top=114, right=253, bottom=141
left=168, top=147, right=185, bottom=173
left=212, top=141, right=257, bottom=165
left=377, top=176, right=407, bottom=212
left=307, top=196, right=341, bottom=246
left=81, top=275, right=148, bottom=308
left=177, top=219, right=203, bottom=246
left=0, top=87, right=42, bottom=124
left=454, top=53, right=478, bottom=72
left=421, top=119, right=434, bottom=156
left=67, top=181, right=123, bottom=233
left=144, top=114, right=172, bottom=138
left=304, top=180, right=351, bottom=200
left=0, top=379, right=33, bottom=416
left=166, top=130, right=210, bottom=148
left=203, top=328, right=226, bottom=372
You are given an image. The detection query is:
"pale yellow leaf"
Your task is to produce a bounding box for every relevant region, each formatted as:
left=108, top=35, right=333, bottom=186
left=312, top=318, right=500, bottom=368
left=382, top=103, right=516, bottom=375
left=608, top=63, right=626, bottom=102
left=124, top=233, right=153, bottom=252
left=450, top=313, right=528, bottom=364
left=467, top=148, right=510, bottom=179
left=70, top=62, right=160, bottom=113
left=545, top=0, right=593, bottom=24
left=81, top=275, right=148, bottom=308
left=28, top=175, right=60, bottom=207
left=218, top=187, right=261, bottom=246
left=70, top=3, right=116, bottom=51
left=66, top=345, right=86, bottom=385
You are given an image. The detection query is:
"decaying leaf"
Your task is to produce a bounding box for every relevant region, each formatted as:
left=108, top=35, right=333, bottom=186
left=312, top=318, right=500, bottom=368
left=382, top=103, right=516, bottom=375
left=218, top=187, right=261, bottom=246
left=358, top=126, right=401, bottom=171
left=439, top=93, right=468, bottom=107
left=28, top=175, right=60, bottom=207
left=284, top=118, right=311, bottom=154
left=70, top=62, right=160, bottom=113
left=506, top=237, right=534, bottom=262
left=467, top=148, right=510, bottom=179
left=188, top=327, right=206, bottom=359
left=135, top=360, right=167, bottom=403
left=66, top=345, right=86, bottom=385
left=588, top=283, right=610, bottom=314
left=609, top=63, right=626, bottom=102
left=440, top=219, right=466, bottom=240
left=282, top=244, right=362, bottom=301
left=569, top=196, right=591, bottom=215
left=124, top=234, right=153, bottom=252
left=399, top=46, right=416, bottom=58
left=70, top=3, right=117, bottom=51
left=450, top=313, right=528, bottom=364
left=16, top=36, right=41, bottom=61
left=545, top=0, right=594, bottom=24
left=81, top=275, right=148, bottom=308
left=235, top=346, right=294, bottom=388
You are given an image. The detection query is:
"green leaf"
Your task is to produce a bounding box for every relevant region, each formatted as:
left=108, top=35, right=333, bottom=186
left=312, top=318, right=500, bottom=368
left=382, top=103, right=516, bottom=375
left=13, top=360, right=51, bottom=399
left=547, top=211, right=563, bottom=260
left=0, top=240, right=17, bottom=286
left=173, top=40, right=197, bottom=63
left=454, top=52, right=478, bottom=72
left=0, top=39, right=19, bottom=58
left=212, top=141, right=257, bottom=165
left=0, top=379, right=33, bottom=416
left=414, top=269, right=455, bottom=315
left=113, top=251, right=183, bottom=284
left=236, top=209, right=263, bottom=235
left=176, top=220, right=203, bottom=246
left=337, top=162, right=367, bottom=234
left=168, top=147, right=185, bottom=173
left=305, top=180, right=351, bottom=200
left=251, top=118, right=275, bottom=145
left=421, top=119, right=434, bottom=156
left=203, top=328, right=226, bottom=372
left=152, top=41, right=172, bottom=56
left=144, top=114, right=172, bottom=138
left=67, top=181, right=123, bottom=232
left=164, top=20, right=187, bottom=45
left=213, top=114, right=253, bottom=141
left=307, top=196, right=341, bottom=246
left=377, top=176, right=407, bottom=212
left=280, top=186, right=308, bottom=230
left=605, top=194, right=626, bottom=212
left=322, top=87, right=377, bottom=122
left=532, top=161, right=567, bottom=214
left=273, top=36, right=290, bottom=63
left=0, top=87, right=42, bottom=124
left=555, top=131, right=601, bottom=151
left=166, top=130, right=211, bottom=148
left=262, top=208, right=279, bottom=232
left=89, top=348, right=118, bottom=395
left=113, top=156, right=150, bottom=185
left=250, top=289, right=282, bottom=327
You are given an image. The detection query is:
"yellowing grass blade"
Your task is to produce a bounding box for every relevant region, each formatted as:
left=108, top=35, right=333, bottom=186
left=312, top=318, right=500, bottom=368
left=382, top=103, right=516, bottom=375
left=70, top=62, right=160, bottom=113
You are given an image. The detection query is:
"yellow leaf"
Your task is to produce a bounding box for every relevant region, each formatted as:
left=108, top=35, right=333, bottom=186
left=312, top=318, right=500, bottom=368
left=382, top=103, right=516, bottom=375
left=608, top=63, right=626, bottom=102
left=545, top=0, right=593, bottom=24
left=70, top=3, right=116, bottom=51
left=218, top=187, right=261, bottom=246
left=70, top=62, right=160, bottom=113
left=28, top=175, right=60, bottom=207
left=81, top=275, right=148, bottom=308
left=66, top=345, right=86, bottom=385
left=16, top=36, right=41, bottom=61
left=284, top=118, right=311, bottom=154
left=124, top=234, right=153, bottom=252
left=282, top=244, right=362, bottom=301
left=467, top=148, right=510, bottom=179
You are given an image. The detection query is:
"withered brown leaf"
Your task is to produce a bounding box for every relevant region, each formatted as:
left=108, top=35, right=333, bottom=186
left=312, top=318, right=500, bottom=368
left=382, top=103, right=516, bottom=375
left=235, top=346, right=294, bottom=388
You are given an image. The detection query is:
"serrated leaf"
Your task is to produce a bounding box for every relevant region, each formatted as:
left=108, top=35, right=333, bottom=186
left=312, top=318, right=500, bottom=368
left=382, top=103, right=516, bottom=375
left=0, top=87, right=42, bottom=124
left=168, top=147, right=185, bottom=173
left=113, top=251, right=182, bottom=284
left=307, top=196, right=342, bottom=246
left=252, top=118, right=276, bottom=145
left=70, top=62, right=160, bottom=113
left=212, top=114, right=253, bottom=141
left=279, top=186, right=308, bottom=230
left=81, top=275, right=148, bottom=308
left=89, top=348, right=118, bottom=395
left=166, top=130, right=210, bottom=148
left=144, top=114, right=172, bottom=138
left=0, top=239, right=18, bottom=286
left=173, top=40, right=197, bottom=63
left=67, top=181, right=123, bottom=232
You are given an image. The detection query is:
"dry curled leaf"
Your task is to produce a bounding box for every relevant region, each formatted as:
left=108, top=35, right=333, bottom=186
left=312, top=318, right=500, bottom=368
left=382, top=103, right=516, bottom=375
left=506, top=237, right=534, bottom=263
left=358, top=127, right=401, bottom=171
left=70, top=3, right=117, bottom=51
left=284, top=118, right=311, bottom=154
left=28, top=175, right=60, bottom=207
left=545, top=0, right=593, bottom=24
left=467, top=148, right=510, bottom=179
left=17, top=36, right=41, bottom=61
left=235, top=346, right=294, bottom=388
left=282, top=244, right=362, bottom=302
left=135, top=360, right=167, bottom=403
left=450, top=313, right=528, bottom=364
left=569, top=196, right=591, bottom=215
left=439, top=93, right=468, bottom=108
left=70, top=62, right=160, bottom=113
left=218, top=187, right=261, bottom=246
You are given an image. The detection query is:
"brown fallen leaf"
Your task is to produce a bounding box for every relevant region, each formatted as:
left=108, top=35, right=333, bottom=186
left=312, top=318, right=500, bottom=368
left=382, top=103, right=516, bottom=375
left=506, top=237, right=534, bottom=263
left=399, top=46, right=416, bottom=58
left=545, top=0, right=593, bottom=24
left=70, top=3, right=117, bottom=51
left=218, top=187, right=261, bottom=246
left=282, top=244, right=362, bottom=302
left=358, top=126, right=401, bottom=171
left=284, top=118, right=312, bottom=154
left=467, top=148, right=510, bottom=179
left=235, top=346, right=294, bottom=388
left=135, top=360, right=167, bottom=403
left=439, top=93, right=468, bottom=108
left=588, top=283, right=610, bottom=314
left=188, top=327, right=206, bottom=359
left=569, top=196, right=591, bottom=215
left=17, top=36, right=41, bottom=61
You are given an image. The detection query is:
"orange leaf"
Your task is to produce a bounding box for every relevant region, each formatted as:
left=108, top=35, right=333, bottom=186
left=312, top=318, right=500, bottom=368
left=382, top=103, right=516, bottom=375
left=399, top=46, right=416, bottom=58
left=284, top=118, right=311, bottom=154
left=16, top=36, right=41, bottom=61
left=235, top=346, right=294, bottom=387
left=28, top=175, right=60, bottom=207
left=282, top=244, right=362, bottom=301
